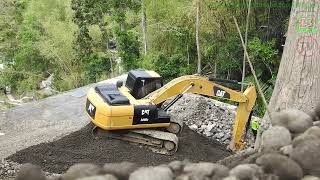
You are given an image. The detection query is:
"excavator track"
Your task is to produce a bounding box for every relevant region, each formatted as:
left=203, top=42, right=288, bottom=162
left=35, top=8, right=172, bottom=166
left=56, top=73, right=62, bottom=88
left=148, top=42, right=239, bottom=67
left=166, top=117, right=184, bottom=134
left=91, top=123, right=180, bottom=155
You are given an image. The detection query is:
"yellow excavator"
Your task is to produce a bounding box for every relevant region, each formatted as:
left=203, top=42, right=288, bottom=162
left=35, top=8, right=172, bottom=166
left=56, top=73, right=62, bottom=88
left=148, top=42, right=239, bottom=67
left=85, top=69, right=257, bottom=155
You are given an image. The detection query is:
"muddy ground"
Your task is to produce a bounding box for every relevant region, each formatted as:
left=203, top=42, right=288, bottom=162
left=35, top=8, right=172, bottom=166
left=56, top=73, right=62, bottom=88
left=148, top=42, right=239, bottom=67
left=7, top=123, right=231, bottom=174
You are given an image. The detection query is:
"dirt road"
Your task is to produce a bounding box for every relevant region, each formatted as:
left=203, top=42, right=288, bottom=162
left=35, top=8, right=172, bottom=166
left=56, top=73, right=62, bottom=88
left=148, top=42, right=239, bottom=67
left=0, top=76, right=126, bottom=159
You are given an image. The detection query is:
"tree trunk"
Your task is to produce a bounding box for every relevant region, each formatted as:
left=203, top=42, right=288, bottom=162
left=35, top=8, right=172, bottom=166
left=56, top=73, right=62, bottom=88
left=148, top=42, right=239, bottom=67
left=141, top=0, right=147, bottom=55
left=255, top=0, right=320, bottom=149
left=241, top=0, right=251, bottom=92
left=196, top=0, right=201, bottom=74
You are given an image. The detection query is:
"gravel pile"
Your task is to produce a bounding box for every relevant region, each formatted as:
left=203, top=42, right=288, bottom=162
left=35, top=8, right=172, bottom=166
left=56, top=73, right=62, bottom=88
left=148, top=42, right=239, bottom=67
left=168, top=94, right=255, bottom=145
left=0, top=159, right=19, bottom=179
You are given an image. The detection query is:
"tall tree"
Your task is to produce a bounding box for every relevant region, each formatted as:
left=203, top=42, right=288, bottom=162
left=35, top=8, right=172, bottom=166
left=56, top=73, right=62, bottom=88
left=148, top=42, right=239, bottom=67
left=256, top=0, right=320, bottom=147
left=141, top=0, right=147, bottom=55
left=196, top=0, right=201, bottom=74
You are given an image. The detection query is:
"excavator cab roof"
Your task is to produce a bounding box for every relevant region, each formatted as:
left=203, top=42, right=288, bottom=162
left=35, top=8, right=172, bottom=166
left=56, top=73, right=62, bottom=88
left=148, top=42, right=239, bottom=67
left=125, top=69, right=163, bottom=99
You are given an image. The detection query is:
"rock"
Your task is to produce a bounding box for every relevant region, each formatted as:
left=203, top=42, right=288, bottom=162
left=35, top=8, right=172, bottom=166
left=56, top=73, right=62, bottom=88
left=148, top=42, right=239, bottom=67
left=63, top=163, right=102, bottom=180
left=260, top=126, right=292, bottom=152
left=206, top=124, right=216, bottom=132
left=129, top=166, right=173, bottom=180
left=211, top=164, right=229, bottom=180
left=293, top=134, right=319, bottom=147
left=15, top=163, right=46, bottom=180
left=292, top=126, right=320, bottom=147
left=184, top=162, right=227, bottom=177
left=168, top=161, right=183, bottom=172
left=279, top=145, right=293, bottom=156
left=175, top=174, right=190, bottom=180
left=271, top=109, right=313, bottom=134
left=312, top=104, right=320, bottom=121
left=290, top=139, right=320, bottom=176
left=77, top=174, right=118, bottom=180
left=256, top=153, right=303, bottom=180
left=222, top=176, right=239, bottom=180
left=189, top=124, right=198, bottom=131
left=229, top=164, right=262, bottom=180
left=103, top=162, right=138, bottom=179
left=304, top=126, right=320, bottom=137
left=301, top=176, right=320, bottom=180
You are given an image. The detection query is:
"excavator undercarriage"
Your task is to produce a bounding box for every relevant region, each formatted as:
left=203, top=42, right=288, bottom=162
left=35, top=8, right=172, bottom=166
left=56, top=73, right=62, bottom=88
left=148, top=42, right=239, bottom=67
left=85, top=69, right=257, bottom=155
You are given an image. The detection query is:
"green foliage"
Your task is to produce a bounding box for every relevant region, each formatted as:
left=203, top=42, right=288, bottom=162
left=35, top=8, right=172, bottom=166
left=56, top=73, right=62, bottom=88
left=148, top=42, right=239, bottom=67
left=0, top=0, right=291, bottom=116
left=116, top=29, right=140, bottom=71
left=142, top=53, right=193, bottom=81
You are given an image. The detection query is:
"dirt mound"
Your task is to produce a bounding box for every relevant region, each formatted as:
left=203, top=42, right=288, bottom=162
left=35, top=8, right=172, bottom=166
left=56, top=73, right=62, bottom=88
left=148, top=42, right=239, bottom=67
left=7, top=124, right=231, bottom=174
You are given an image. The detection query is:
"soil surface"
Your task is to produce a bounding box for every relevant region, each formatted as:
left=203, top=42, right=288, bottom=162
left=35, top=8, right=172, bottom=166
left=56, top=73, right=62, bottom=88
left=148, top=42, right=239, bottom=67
left=7, top=124, right=231, bottom=174
left=0, top=75, right=126, bottom=159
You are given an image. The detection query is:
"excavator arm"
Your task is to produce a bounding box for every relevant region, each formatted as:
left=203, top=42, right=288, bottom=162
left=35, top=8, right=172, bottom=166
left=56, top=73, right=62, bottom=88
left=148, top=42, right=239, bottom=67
left=144, top=75, right=257, bottom=150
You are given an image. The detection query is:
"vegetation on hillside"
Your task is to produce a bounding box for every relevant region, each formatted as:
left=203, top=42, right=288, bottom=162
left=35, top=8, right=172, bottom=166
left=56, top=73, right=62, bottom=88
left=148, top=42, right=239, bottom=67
left=0, top=0, right=292, bottom=115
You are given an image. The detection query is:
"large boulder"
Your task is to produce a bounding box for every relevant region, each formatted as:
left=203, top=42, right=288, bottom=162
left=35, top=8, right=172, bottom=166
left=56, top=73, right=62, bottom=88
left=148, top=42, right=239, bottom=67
left=15, top=163, right=46, bottom=180
left=312, top=104, right=320, bottom=121
left=129, top=166, right=173, bottom=180
left=103, top=162, right=138, bottom=180
left=290, top=139, right=320, bottom=176
left=77, top=174, right=118, bottom=180
left=229, top=164, right=263, bottom=180
left=260, top=126, right=292, bottom=152
left=271, top=109, right=313, bottom=134
left=63, top=163, right=102, bottom=180
left=256, top=153, right=303, bottom=180
left=292, top=126, right=320, bottom=146
left=301, top=176, right=320, bottom=180
left=183, top=162, right=229, bottom=179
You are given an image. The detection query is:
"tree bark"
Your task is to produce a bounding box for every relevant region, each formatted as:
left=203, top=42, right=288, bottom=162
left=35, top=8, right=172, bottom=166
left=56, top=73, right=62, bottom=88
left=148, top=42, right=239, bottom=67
left=141, top=0, right=147, bottom=55
left=255, top=0, right=320, bottom=149
left=196, top=0, right=201, bottom=74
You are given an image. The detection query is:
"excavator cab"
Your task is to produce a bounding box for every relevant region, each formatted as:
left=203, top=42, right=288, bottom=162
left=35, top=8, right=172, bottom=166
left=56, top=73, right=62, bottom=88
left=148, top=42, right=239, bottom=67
left=124, top=69, right=163, bottom=99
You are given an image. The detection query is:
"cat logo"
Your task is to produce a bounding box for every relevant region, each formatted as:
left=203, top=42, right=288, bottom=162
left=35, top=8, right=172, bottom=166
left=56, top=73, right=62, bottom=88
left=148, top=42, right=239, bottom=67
left=86, top=99, right=96, bottom=118
left=216, top=90, right=226, bottom=97
left=142, top=109, right=150, bottom=116
left=213, top=86, right=230, bottom=99
left=88, top=103, right=95, bottom=114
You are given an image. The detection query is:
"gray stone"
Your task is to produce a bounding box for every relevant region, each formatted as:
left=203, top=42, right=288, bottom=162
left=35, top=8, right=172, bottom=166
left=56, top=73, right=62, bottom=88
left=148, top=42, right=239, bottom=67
left=301, top=176, right=320, bottom=180
left=63, top=163, right=102, bottom=180
left=260, top=126, right=292, bottom=152
left=290, top=139, right=320, bottom=176
left=168, top=161, right=183, bottom=172
left=190, top=124, right=198, bottom=131
left=103, top=162, right=138, bottom=179
left=271, top=109, right=313, bottom=134
left=279, top=145, right=293, bottom=156
left=210, top=164, right=229, bottom=180
left=256, top=153, right=303, bottom=180
left=314, top=121, right=320, bottom=127
left=129, top=166, right=173, bottom=180
left=304, top=126, right=320, bottom=137
left=184, top=162, right=226, bottom=177
left=175, top=174, right=190, bottom=180
left=312, top=104, right=320, bottom=121
left=77, top=174, right=118, bottom=180
left=15, top=163, right=46, bottom=180
left=292, top=126, right=320, bottom=147
left=222, top=176, right=239, bottom=180
left=229, top=164, right=262, bottom=180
